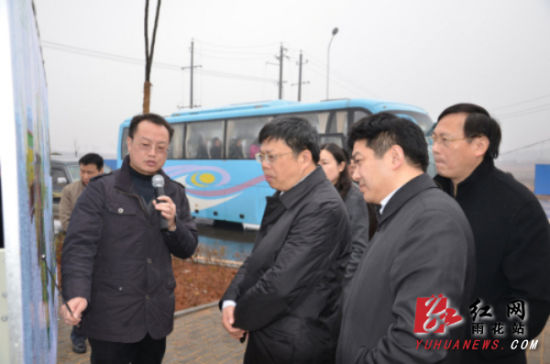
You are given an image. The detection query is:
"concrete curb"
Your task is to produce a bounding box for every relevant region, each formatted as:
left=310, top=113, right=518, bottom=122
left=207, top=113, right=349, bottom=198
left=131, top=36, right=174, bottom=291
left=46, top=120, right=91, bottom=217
left=174, top=301, right=219, bottom=318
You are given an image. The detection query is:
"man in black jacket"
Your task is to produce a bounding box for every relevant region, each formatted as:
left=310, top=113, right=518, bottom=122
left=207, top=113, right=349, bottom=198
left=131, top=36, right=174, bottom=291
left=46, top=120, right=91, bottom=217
left=60, top=113, right=198, bottom=364
left=433, top=103, right=550, bottom=364
left=336, top=113, right=475, bottom=364
left=220, top=117, right=351, bottom=364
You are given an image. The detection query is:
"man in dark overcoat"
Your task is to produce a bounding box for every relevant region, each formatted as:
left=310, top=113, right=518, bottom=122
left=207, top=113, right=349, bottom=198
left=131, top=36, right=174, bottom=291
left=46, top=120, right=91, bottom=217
left=433, top=103, right=550, bottom=364
left=60, top=113, right=198, bottom=363
left=220, top=116, right=351, bottom=364
left=336, top=113, right=475, bottom=363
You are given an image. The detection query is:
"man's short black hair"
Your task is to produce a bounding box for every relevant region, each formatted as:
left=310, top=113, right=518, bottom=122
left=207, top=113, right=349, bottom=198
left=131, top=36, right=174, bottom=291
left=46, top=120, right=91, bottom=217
left=348, top=112, right=429, bottom=172
left=259, top=116, right=320, bottom=163
left=128, top=113, right=174, bottom=141
left=437, top=103, right=501, bottom=160
left=79, top=153, right=104, bottom=170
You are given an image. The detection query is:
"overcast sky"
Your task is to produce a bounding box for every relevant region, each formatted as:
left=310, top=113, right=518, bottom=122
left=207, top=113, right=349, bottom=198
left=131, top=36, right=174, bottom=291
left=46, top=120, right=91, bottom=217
left=34, top=0, right=550, bottom=159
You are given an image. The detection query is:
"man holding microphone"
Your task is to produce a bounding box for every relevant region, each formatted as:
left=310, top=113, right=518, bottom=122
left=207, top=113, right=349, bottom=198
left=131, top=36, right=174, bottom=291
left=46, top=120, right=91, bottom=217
left=61, top=113, right=198, bottom=364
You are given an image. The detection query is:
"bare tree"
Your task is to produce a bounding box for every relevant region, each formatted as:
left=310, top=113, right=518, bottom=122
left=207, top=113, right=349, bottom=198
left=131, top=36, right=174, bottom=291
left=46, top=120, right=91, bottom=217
left=143, top=0, right=161, bottom=113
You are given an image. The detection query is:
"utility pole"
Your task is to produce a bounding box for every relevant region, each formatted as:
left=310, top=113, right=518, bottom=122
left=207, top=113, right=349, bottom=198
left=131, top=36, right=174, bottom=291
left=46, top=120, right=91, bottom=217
left=267, top=44, right=288, bottom=99
left=296, top=51, right=309, bottom=101
left=189, top=40, right=195, bottom=108
left=326, top=27, right=339, bottom=100
left=278, top=45, right=284, bottom=99
left=180, top=39, right=202, bottom=109
left=274, top=44, right=289, bottom=99
left=291, top=50, right=309, bottom=101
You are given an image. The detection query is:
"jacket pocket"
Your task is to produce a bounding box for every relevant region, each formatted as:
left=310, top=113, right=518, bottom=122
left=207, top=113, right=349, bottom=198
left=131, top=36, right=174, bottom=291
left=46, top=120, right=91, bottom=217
left=106, top=201, right=138, bottom=216
left=103, top=201, right=143, bottom=242
left=252, top=324, right=294, bottom=363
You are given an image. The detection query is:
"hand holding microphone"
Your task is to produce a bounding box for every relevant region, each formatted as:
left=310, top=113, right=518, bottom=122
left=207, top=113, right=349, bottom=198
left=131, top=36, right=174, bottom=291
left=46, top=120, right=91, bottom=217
left=152, top=174, right=176, bottom=231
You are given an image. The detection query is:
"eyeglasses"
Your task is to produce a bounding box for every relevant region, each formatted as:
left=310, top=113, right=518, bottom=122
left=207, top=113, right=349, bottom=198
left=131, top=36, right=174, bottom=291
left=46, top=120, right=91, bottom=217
left=255, top=152, right=293, bottom=164
left=134, top=140, right=169, bottom=154
left=429, top=134, right=467, bottom=148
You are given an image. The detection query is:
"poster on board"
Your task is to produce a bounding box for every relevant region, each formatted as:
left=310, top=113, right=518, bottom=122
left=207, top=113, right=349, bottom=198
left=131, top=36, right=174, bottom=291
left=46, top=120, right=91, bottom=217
left=0, top=0, right=57, bottom=362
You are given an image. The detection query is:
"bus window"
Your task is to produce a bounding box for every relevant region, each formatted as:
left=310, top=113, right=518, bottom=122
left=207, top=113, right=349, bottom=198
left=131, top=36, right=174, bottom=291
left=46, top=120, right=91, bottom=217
left=320, top=134, right=345, bottom=148
left=286, top=111, right=328, bottom=134
left=120, top=127, right=129, bottom=158
left=389, top=111, right=433, bottom=134
left=352, top=109, right=370, bottom=124
left=167, top=123, right=185, bottom=159
left=326, top=111, right=348, bottom=134
left=186, top=120, right=225, bottom=159
left=226, top=117, right=268, bottom=159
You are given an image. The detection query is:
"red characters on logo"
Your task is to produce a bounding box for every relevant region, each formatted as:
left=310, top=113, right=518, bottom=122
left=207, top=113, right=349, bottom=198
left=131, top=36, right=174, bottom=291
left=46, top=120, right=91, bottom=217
left=414, top=294, right=464, bottom=334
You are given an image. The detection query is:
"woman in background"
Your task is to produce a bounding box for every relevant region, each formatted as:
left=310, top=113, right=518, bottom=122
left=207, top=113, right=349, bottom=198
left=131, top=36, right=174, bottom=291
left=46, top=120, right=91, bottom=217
left=319, top=143, right=376, bottom=279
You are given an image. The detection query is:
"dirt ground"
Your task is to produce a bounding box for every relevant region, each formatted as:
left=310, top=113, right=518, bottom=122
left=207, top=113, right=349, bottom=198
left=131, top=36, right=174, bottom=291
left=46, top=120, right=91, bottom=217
left=172, top=257, right=238, bottom=311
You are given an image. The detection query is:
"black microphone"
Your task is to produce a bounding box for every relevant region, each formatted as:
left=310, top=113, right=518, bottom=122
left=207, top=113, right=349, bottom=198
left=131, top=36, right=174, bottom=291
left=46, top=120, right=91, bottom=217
left=152, top=174, right=169, bottom=231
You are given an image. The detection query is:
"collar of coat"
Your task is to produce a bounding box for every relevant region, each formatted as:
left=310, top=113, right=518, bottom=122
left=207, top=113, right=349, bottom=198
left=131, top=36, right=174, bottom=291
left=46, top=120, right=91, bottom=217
left=434, top=158, right=495, bottom=197
left=272, top=166, right=327, bottom=209
left=377, top=173, right=439, bottom=226
left=259, top=167, right=328, bottom=231
left=114, top=155, right=174, bottom=194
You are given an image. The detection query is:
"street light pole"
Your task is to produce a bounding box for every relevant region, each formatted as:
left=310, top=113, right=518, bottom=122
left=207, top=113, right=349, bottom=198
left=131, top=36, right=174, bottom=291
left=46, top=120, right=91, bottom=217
left=326, top=27, right=339, bottom=100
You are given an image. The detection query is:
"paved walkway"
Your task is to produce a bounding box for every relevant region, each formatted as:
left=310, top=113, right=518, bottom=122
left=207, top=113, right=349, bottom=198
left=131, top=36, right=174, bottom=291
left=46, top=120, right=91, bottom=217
left=57, top=303, right=245, bottom=364
left=58, top=303, right=549, bottom=363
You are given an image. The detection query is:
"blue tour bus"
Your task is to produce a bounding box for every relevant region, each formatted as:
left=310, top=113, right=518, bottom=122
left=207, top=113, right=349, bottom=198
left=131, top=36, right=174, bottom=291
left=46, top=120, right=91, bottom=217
left=117, top=99, right=433, bottom=227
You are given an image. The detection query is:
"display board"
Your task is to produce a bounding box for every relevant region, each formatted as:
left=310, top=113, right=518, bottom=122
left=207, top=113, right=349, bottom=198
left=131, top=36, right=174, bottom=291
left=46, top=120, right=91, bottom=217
left=535, top=164, right=550, bottom=195
left=0, top=0, right=57, bottom=362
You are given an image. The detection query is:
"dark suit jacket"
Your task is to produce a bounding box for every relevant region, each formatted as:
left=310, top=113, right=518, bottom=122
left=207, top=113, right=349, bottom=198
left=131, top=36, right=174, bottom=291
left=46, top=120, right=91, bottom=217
left=343, top=183, right=371, bottom=280
left=336, top=173, right=475, bottom=364
left=221, top=167, right=351, bottom=364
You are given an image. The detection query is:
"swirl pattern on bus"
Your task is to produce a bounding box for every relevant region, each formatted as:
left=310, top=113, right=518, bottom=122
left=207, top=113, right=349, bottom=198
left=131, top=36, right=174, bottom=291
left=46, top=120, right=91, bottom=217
left=164, top=165, right=266, bottom=210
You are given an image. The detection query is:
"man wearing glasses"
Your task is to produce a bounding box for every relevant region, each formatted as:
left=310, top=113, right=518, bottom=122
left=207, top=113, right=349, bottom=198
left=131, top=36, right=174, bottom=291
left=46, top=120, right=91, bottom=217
left=432, top=103, right=550, bottom=364
left=220, top=116, right=351, bottom=364
left=60, top=113, right=198, bottom=363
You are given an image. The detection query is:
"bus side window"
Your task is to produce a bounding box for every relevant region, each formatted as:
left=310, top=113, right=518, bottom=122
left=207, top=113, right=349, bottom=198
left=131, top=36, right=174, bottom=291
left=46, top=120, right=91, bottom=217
left=167, top=123, right=185, bottom=159
left=226, top=117, right=267, bottom=159
left=120, top=127, right=129, bottom=158
left=325, top=111, right=348, bottom=134
left=335, top=111, right=348, bottom=134
left=186, top=120, right=224, bottom=159
left=286, top=111, right=328, bottom=134
left=352, top=109, right=369, bottom=123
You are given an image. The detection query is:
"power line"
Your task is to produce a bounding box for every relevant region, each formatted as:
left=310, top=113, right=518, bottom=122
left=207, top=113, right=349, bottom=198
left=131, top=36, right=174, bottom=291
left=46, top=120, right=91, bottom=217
left=307, top=60, right=381, bottom=98
left=43, top=40, right=377, bottom=99
left=200, top=69, right=277, bottom=83
left=501, top=138, right=550, bottom=156
left=493, top=93, right=550, bottom=111
left=194, top=38, right=279, bottom=50
left=42, top=40, right=180, bottom=69
left=42, top=40, right=277, bottom=83
left=497, top=103, right=550, bottom=118
left=195, top=50, right=271, bottom=61
left=195, top=46, right=273, bottom=57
